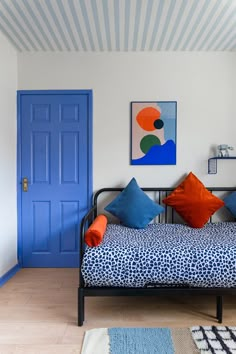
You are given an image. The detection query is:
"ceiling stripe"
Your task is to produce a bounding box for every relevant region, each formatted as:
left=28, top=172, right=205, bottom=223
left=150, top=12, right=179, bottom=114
left=102, top=0, right=112, bottom=51
left=80, top=0, right=95, bottom=51
left=142, top=0, right=158, bottom=50
left=189, top=0, right=221, bottom=50
left=22, top=0, right=54, bottom=50
left=222, top=32, right=236, bottom=51
left=157, top=0, right=176, bottom=50
left=206, top=7, right=236, bottom=51
left=181, top=0, right=211, bottom=50
left=231, top=38, right=236, bottom=51
left=124, top=0, right=131, bottom=51
left=11, top=0, right=46, bottom=51
left=149, top=0, right=164, bottom=50
left=233, top=38, right=236, bottom=49
left=46, top=0, right=71, bottom=51
left=114, top=0, right=120, bottom=50
left=127, top=0, right=137, bottom=50
left=68, top=0, right=86, bottom=51
left=140, top=0, right=154, bottom=50
left=34, top=1, right=62, bottom=51
left=0, top=7, right=29, bottom=50
left=119, top=0, right=125, bottom=50
left=0, top=20, right=22, bottom=51
left=174, top=0, right=199, bottom=50
left=214, top=22, right=236, bottom=51
left=198, top=0, right=233, bottom=50
left=1, top=0, right=37, bottom=51
left=0, top=0, right=235, bottom=52
left=57, top=0, right=79, bottom=50
left=108, top=1, right=116, bottom=51
left=135, top=0, right=147, bottom=50
left=91, top=0, right=103, bottom=51
left=132, top=0, right=142, bottom=50
left=94, top=0, right=107, bottom=51
left=165, top=0, right=185, bottom=50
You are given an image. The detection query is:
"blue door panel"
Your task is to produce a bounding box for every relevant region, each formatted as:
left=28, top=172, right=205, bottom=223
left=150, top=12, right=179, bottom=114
left=60, top=201, right=79, bottom=252
left=32, top=201, right=51, bottom=252
left=19, top=91, right=92, bottom=267
left=32, top=132, right=50, bottom=183
left=60, top=132, right=79, bottom=183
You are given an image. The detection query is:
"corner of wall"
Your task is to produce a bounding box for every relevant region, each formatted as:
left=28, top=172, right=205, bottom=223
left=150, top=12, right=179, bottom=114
left=0, top=31, right=18, bottom=277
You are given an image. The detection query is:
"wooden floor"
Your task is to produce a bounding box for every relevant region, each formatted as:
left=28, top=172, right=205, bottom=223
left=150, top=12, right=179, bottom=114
left=0, top=269, right=236, bottom=354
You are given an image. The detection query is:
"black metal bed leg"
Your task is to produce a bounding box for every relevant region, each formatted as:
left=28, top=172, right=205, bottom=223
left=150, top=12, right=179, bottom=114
left=216, top=296, right=223, bottom=323
left=78, top=288, right=84, bottom=326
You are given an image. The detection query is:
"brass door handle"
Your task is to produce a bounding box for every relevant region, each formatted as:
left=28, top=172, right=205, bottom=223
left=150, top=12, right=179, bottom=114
left=22, top=177, right=28, bottom=192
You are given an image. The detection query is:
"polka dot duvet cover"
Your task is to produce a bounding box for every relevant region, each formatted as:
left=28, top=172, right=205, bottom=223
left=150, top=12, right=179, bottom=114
left=81, top=222, right=236, bottom=288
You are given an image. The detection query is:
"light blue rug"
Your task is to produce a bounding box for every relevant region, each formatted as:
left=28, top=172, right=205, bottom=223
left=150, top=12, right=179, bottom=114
left=108, top=328, right=173, bottom=354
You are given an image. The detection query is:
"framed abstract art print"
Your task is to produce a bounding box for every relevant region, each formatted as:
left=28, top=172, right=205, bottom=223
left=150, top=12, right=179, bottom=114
left=131, top=101, right=177, bottom=165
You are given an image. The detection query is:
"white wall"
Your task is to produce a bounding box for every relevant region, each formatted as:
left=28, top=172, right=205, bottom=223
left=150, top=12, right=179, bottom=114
left=0, top=33, right=17, bottom=277
left=17, top=52, right=236, bottom=191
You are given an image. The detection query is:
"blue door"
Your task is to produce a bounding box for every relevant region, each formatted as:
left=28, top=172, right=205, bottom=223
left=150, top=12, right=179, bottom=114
left=18, top=90, right=92, bottom=267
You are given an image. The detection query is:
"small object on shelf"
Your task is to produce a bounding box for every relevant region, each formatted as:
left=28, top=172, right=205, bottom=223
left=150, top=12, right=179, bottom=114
left=217, top=144, right=234, bottom=157
left=208, top=158, right=217, bottom=174
left=208, top=156, right=236, bottom=174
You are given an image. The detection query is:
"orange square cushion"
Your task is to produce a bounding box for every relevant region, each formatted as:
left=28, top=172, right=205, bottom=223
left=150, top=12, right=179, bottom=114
left=162, top=172, right=224, bottom=228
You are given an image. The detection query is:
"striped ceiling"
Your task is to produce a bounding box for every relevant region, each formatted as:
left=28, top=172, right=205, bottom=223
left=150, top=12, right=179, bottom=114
left=0, top=0, right=235, bottom=52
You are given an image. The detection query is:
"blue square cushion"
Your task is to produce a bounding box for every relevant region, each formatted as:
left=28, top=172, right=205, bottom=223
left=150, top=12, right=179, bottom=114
left=224, top=191, right=236, bottom=217
left=104, top=177, right=164, bottom=229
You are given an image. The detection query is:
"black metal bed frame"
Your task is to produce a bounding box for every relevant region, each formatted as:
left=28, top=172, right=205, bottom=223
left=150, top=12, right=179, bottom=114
left=78, top=186, right=236, bottom=326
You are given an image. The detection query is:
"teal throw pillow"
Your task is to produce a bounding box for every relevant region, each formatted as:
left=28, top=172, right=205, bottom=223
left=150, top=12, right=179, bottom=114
left=104, top=177, right=164, bottom=229
left=224, top=191, right=236, bottom=217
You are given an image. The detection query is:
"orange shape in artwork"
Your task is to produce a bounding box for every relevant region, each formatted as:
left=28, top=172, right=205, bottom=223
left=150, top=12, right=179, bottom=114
left=136, top=107, right=161, bottom=131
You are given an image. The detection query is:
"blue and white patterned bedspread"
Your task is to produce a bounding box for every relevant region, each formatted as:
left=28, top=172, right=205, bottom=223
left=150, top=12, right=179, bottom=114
left=81, top=222, right=236, bottom=288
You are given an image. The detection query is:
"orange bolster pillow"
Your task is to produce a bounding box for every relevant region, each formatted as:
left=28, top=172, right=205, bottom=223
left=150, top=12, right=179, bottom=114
left=85, top=215, right=108, bottom=247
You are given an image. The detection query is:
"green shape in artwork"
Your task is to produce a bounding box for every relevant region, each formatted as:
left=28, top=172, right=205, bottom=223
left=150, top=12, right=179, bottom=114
left=140, top=135, right=161, bottom=154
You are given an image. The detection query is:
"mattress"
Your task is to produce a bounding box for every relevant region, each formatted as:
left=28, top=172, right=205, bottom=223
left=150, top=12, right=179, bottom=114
left=81, top=222, right=236, bottom=288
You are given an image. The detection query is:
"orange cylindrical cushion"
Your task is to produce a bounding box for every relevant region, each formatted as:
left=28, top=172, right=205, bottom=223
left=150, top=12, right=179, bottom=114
left=85, top=215, right=108, bottom=247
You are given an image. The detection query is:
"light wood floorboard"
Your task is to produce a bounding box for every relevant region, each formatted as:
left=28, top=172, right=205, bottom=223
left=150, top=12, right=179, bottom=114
left=0, top=268, right=236, bottom=353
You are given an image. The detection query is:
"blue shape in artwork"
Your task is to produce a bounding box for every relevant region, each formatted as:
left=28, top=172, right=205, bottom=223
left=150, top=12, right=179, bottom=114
left=158, top=102, right=176, bottom=143
left=162, top=118, right=176, bottom=143
left=131, top=140, right=176, bottom=165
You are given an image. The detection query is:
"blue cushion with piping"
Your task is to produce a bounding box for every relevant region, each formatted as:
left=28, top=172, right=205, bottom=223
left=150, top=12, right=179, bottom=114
left=104, top=177, right=164, bottom=229
left=224, top=191, right=236, bottom=217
